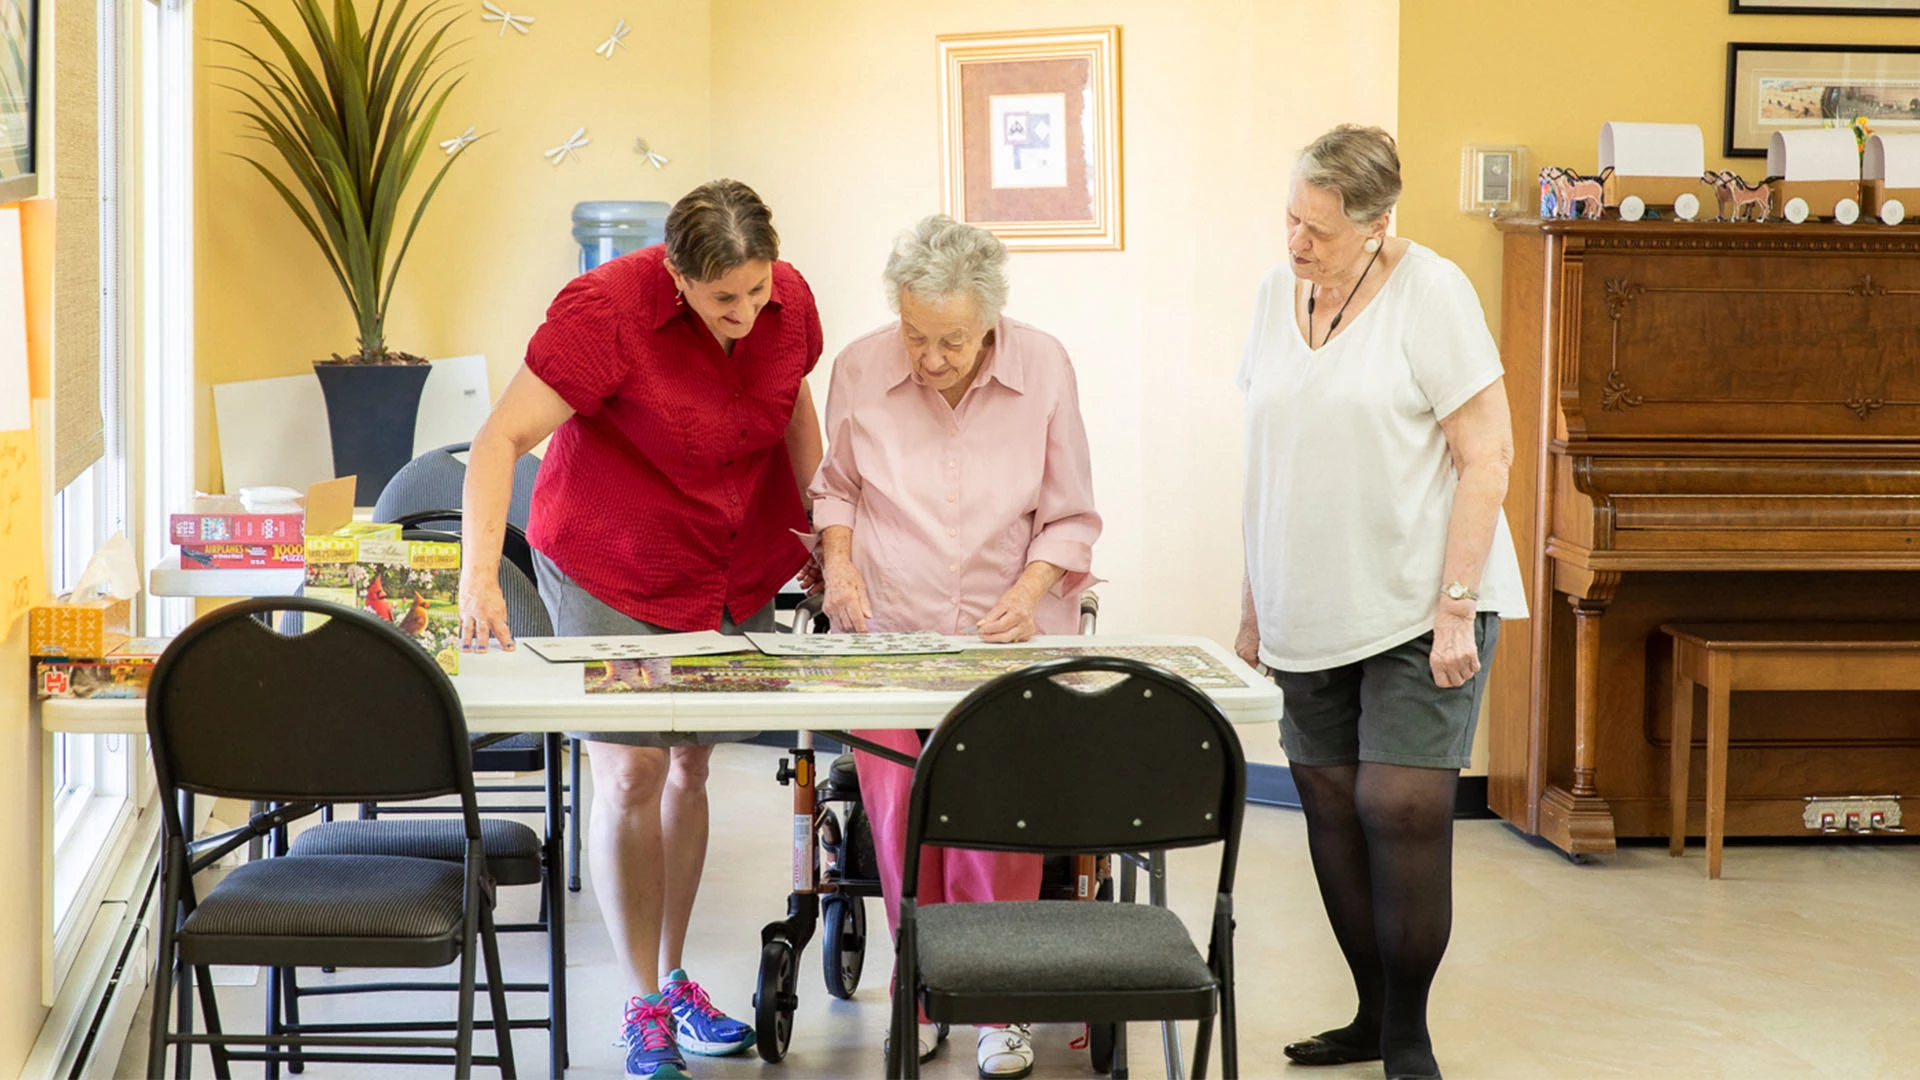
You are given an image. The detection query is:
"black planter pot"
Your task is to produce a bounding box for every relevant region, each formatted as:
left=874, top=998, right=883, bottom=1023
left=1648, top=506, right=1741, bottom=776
left=312, top=361, right=432, bottom=506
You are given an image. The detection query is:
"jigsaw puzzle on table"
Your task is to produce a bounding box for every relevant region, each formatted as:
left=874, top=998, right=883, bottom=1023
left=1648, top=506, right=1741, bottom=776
left=520, top=632, right=750, bottom=662
left=582, top=643, right=1245, bottom=694
left=741, top=630, right=962, bottom=657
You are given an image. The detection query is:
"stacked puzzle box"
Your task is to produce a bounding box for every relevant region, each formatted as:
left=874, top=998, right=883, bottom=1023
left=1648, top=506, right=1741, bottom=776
left=303, top=489, right=463, bottom=676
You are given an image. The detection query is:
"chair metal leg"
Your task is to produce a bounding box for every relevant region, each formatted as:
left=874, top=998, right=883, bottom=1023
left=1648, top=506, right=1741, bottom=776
left=149, top=849, right=182, bottom=1079
left=545, top=733, right=570, bottom=1074
left=567, top=738, right=583, bottom=892
left=1142, top=850, right=1185, bottom=1078
left=193, top=964, right=232, bottom=1080
left=479, top=902, right=519, bottom=1078
left=263, top=964, right=281, bottom=1080
left=175, top=958, right=194, bottom=1078
left=284, top=966, right=307, bottom=1074
left=456, top=876, right=482, bottom=1079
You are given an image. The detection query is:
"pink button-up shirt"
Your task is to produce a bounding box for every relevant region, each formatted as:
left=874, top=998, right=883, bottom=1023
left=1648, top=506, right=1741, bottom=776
left=809, top=317, right=1101, bottom=635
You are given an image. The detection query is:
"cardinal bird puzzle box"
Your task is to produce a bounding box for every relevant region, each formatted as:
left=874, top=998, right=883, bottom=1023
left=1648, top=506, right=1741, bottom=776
left=301, top=479, right=462, bottom=675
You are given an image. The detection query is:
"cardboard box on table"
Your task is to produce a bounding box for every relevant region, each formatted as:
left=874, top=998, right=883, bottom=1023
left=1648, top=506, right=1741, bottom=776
left=301, top=477, right=462, bottom=675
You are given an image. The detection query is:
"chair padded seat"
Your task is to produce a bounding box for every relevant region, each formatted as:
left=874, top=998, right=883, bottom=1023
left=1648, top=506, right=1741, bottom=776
left=917, top=900, right=1215, bottom=995
left=180, top=855, right=466, bottom=968
left=290, top=817, right=543, bottom=885
left=827, top=753, right=860, bottom=795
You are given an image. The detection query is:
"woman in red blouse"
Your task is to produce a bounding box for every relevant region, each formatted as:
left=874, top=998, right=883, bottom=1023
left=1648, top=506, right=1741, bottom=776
left=459, top=179, right=822, bottom=1080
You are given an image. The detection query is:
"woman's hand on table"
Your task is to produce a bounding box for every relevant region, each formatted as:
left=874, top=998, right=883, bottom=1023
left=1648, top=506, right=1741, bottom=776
left=821, top=556, right=871, bottom=632
left=459, top=571, right=515, bottom=653
left=976, top=584, right=1042, bottom=643
left=1429, top=602, right=1480, bottom=688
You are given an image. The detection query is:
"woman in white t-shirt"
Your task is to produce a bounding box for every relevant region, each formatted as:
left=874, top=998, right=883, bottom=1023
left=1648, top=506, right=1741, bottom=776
left=1237, top=124, right=1527, bottom=1080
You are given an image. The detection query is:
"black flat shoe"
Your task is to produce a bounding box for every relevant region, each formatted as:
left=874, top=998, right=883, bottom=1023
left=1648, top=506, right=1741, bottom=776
left=1283, top=1033, right=1382, bottom=1066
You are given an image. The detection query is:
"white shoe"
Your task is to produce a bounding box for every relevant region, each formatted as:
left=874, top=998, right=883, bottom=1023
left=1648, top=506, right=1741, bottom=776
left=883, top=1021, right=946, bottom=1065
left=976, top=1024, right=1034, bottom=1079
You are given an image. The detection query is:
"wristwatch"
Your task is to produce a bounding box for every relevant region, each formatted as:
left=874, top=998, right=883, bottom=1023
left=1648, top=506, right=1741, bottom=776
left=1442, top=581, right=1479, bottom=602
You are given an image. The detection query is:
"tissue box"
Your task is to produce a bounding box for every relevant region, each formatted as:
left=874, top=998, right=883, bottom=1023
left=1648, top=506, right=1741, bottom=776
left=28, top=597, right=133, bottom=659
left=34, top=638, right=168, bottom=699
left=305, top=536, right=462, bottom=675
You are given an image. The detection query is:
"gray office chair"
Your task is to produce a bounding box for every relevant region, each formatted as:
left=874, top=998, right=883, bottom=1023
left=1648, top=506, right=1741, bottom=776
left=373, top=442, right=585, bottom=894
left=146, top=597, right=516, bottom=1078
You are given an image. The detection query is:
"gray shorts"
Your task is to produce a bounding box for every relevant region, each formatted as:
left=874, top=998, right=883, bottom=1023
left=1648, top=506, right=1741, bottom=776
left=1274, top=613, right=1500, bottom=770
left=532, top=548, right=774, bottom=748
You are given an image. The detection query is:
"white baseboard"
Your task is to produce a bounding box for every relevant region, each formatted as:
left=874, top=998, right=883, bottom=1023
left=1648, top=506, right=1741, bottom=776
left=22, top=804, right=159, bottom=1080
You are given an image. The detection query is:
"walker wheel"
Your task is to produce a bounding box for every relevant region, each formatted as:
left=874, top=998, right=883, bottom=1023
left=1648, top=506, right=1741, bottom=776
left=821, top=894, right=866, bottom=1000
left=753, top=938, right=799, bottom=1063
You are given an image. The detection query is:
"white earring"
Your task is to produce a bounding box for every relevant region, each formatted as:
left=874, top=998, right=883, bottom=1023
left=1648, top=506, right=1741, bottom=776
left=1363, top=237, right=1381, bottom=253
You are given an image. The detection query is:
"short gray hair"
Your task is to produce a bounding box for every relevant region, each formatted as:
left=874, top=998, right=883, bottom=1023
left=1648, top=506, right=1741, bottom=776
left=1294, top=124, right=1402, bottom=226
left=882, top=215, right=1010, bottom=327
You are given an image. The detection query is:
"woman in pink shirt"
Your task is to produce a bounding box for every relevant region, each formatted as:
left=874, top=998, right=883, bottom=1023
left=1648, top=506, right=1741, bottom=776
left=810, top=215, right=1100, bottom=1077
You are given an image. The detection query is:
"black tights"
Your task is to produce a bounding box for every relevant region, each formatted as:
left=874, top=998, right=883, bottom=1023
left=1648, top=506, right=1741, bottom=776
left=1294, top=761, right=1459, bottom=1077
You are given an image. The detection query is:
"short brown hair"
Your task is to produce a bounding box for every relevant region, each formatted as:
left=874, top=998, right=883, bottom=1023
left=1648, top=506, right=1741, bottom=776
left=664, top=179, right=780, bottom=282
left=1295, top=124, right=1402, bottom=225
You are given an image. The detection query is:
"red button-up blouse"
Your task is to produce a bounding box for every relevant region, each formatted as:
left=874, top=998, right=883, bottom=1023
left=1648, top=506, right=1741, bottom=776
left=524, top=245, right=822, bottom=631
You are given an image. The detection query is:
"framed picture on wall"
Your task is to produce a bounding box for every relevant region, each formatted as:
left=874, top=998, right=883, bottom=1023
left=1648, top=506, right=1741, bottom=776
left=0, top=0, right=37, bottom=204
left=1731, top=1, right=1920, bottom=15
left=937, top=26, right=1122, bottom=251
left=1725, top=41, right=1920, bottom=156
left=1459, top=144, right=1529, bottom=215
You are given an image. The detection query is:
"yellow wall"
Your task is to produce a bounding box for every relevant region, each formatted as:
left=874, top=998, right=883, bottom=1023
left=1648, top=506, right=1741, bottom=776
left=194, top=0, right=714, bottom=489
left=0, top=620, right=46, bottom=1077
left=1398, top=2, right=1920, bottom=334
left=710, top=0, right=1397, bottom=663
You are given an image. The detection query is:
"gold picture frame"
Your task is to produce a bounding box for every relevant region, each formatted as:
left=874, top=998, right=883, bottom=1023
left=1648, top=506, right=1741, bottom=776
left=937, top=26, right=1122, bottom=251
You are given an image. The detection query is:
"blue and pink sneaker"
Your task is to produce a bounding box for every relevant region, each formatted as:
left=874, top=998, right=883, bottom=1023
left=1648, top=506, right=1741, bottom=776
left=661, top=968, right=756, bottom=1056
left=622, top=994, right=689, bottom=1079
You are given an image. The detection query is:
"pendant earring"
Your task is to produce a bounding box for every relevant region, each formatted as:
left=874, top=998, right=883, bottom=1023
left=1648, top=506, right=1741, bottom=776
left=1363, top=237, right=1381, bottom=254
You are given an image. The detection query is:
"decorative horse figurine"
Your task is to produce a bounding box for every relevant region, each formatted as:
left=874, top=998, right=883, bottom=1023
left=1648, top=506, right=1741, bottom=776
left=1540, top=166, right=1610, bottom=220
left=1704, top=170, right=1771, bottom=222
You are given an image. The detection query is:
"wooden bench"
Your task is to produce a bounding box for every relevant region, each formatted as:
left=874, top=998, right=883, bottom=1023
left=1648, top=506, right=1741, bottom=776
left=1664, top=622, right=1920, bottom=879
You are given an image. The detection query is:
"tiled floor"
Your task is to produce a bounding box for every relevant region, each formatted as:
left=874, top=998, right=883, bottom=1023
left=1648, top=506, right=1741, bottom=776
left=117, top=742, right=1920, bottom=1079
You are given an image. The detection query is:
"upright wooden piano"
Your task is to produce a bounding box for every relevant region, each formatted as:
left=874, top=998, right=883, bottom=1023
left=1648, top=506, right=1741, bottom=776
left=1490, top=219, right=1920, bottom=857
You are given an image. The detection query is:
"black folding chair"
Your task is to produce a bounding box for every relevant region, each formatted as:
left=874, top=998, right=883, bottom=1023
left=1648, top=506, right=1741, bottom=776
left=889, top=656, right=1245, bottom=1080
left=281, top=517, right=569, bottom=1075
left=146, top=597, right=516, bottom=1078
left=374, top=442, right=585, bottom=895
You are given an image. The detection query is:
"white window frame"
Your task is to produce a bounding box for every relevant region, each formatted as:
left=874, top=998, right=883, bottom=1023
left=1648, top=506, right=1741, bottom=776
left=42, top=0, right=192, bottom=1012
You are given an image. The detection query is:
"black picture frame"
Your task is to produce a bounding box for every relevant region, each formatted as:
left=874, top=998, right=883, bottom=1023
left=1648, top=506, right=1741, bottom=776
left=1732, top=0, right=1920, bottom=14
left=1725, top=40, right=1920, bottom=157
left=0, top=0, right=38, bottom=204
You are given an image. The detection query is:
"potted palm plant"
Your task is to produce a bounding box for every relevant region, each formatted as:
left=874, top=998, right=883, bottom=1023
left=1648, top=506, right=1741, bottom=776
left=224, top=0, right=473, bottom=503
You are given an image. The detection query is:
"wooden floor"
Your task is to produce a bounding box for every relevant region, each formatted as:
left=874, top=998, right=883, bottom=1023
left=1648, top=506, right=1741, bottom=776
left=117, top=742, right=1920, bottom=1079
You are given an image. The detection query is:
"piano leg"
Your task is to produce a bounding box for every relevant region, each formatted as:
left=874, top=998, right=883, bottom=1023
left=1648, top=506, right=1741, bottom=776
left=1540, top=590, right=1619, bottom=859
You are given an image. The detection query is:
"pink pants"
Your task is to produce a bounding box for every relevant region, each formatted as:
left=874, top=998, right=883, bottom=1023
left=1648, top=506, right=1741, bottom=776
left=854, top=727, right=1043, bottom=942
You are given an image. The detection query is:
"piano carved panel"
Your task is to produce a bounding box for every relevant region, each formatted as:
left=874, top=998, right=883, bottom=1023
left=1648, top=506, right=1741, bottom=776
left=1490, top=219, right=1920, bottom=856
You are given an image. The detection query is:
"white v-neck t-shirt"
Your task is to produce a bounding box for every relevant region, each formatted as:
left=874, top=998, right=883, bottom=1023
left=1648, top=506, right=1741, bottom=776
left=1238, top=241, right=1527, bottom=672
